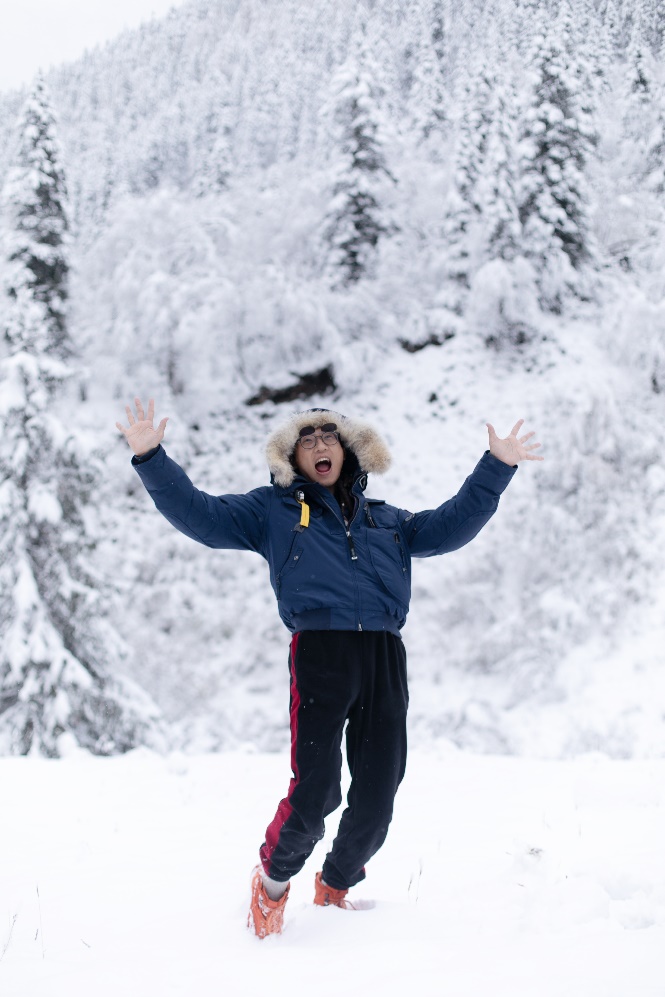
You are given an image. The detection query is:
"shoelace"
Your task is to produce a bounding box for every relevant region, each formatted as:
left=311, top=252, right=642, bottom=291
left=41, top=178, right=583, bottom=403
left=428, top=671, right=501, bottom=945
left=320, top=882, right=354, bottom=908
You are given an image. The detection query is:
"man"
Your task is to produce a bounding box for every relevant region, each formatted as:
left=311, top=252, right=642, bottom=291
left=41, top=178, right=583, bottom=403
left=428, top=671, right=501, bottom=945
left=117, top=399, right=542, bottom=937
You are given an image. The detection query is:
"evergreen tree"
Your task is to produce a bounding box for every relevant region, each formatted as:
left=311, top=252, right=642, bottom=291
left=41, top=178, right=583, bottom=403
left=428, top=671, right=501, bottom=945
left=564, top=0, right=607, bottom=95
left=641, top=0, right=665, bottom=54
left=592, top=0, right=616, bottom=83
left=625, top=8, right=652, bottom=110
left=474, top=79, right=522, bottom=265
left=240, top=48, right=286, bottom=171
left=599, top=0, right=626, bottom=56
left=192, top=76, right=233, bottom=196
left=0, top=82, right=164, bottom=757
left=2, top=76, right=69, bottom=356
left=519, top=22, right=596, bottom=308
left=322, top=38, right=397, bottom=287
left=624, top=10, right=663, bottom=190
left=430, top=0, right=447, bottom=67
left=645, top=79, right=665, bottom=194
left=410, top=0, right=449, bottom=142
left=439, top=65, right=493, bottom=313
left=447, top=24, right=540, bottom=346
left=510, top=0, right=545, bottom=58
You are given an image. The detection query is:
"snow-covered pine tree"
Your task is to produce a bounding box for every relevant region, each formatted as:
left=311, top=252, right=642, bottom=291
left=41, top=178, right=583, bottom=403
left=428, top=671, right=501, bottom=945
left=459, top=23, right=542, bottom=347
left=591, top=0, right=616, bottom=84
left=622, top=9, right=664, bottom=194
left=510, top=0, right=544, bottom=56
left=430, top=0, right=447, bottom=67
left=321, top=35, right=397, bottom=288
left=564, top=0, right=607, bottom=95
left=240, top=47, right=286, bottom=171
left=191, top=73, right=233, bottom=196
left=2, top=76, right=69, bottom=357
left=0, top=81, right=164, bottom=757
left=409, top=0, right=449, bottom=144
left=644, top=63, right=665, bottom=193
left=641, top=0, right=665, bottom=54
left=467, top=5, right=524, bottom=264
left=625, top=7, right=651, bottom=108
left=438, top=63, right=493, bottom=316
left=518, top=18, right=596, bottom=310
left=599, top=0, right=627, bottom=56
left=474, top=79, right=522, bottom=266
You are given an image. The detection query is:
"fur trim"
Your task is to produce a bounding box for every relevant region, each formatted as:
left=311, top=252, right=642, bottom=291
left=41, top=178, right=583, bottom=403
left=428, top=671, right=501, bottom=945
left=266, top=409, right=392, bottom=488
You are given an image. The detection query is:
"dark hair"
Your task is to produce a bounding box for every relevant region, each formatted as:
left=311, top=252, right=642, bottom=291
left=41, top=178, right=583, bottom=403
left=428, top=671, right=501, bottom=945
left=334, top=444, right=359, bottom=517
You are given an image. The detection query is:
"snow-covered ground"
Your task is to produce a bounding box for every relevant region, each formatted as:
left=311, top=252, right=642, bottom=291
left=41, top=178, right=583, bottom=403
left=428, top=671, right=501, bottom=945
left=2, top=746, right=664, bottom=996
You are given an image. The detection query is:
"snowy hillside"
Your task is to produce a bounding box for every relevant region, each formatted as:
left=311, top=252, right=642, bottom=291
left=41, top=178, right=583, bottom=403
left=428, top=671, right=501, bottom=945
left=1, top=0, right=665, bottom=757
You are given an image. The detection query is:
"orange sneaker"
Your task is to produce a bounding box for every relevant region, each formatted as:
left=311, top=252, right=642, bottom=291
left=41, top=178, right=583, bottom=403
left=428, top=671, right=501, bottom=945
left=313, top=871, right=354, bottom=909
left=248, top=866, right=290, bottom=938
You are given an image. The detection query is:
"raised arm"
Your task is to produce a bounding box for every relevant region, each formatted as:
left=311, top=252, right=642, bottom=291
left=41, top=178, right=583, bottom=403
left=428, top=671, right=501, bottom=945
left=117, top=398, right=268, bottom=554
left=401, top=420, right=542, bottom=558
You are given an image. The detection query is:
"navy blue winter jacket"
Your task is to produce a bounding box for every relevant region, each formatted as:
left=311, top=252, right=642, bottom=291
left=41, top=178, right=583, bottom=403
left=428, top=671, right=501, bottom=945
left=133, top=446, right=515, bottom=635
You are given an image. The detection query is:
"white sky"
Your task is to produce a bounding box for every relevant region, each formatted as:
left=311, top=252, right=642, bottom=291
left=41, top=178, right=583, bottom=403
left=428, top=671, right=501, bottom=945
left=0, top=0, right=189, bottom=94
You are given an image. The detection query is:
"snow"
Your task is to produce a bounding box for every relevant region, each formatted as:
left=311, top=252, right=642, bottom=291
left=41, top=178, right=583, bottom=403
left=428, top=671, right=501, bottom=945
left=1, top=10, right=663, bottom=988
left=26, top=487, right=62, bottom=525
left=1, top=746, right=664, bottom=996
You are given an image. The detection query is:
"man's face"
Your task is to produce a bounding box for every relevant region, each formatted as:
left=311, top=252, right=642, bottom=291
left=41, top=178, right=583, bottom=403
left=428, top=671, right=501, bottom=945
left=294, top=427, right=344, bottom=492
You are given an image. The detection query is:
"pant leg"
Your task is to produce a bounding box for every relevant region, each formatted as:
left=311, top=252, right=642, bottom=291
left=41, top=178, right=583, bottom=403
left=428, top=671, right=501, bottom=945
left=259, top=631, right=360, bottom=882
left=322, top=631, right=408, bottom=890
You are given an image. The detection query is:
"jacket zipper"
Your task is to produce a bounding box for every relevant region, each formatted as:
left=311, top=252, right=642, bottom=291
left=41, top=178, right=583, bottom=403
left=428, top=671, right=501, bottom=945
left=346, top=529, right=358, bottom=561
left=317, top=492, right=359, bottom=561
left=318, top=491, right=362, bottom=630
left=344, top=527, right=360, bottom=628
left=394, top=532, right=407, bottom=573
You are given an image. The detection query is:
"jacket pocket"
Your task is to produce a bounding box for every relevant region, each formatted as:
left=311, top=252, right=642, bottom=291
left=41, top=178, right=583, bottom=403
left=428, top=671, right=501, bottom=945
left=366, top=529, right=411, bottom=605
left=394, top=531, right=408, bottom=574
left=276, top=539, right=304, bottom=598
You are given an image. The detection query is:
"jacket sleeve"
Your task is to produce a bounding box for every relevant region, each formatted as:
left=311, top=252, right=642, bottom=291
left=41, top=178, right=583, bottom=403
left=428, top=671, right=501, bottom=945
left=400, top=451, right=517, bottom=557
left=132, top=445, right=269, bottom=554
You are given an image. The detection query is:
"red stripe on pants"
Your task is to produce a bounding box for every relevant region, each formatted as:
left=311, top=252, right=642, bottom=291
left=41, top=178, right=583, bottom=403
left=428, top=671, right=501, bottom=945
left=260, top=632, right=301, bottom=872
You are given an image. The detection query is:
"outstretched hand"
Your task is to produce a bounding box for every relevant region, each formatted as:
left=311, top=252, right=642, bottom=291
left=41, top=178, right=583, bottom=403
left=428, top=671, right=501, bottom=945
left=116, top=397, right=168, bottom=457
left=487, top=419, right=543, bottom=466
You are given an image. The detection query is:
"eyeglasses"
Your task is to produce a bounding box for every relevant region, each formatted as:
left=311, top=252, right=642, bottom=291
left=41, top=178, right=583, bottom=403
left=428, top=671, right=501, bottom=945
left=297, top=424, right=340, bottom=449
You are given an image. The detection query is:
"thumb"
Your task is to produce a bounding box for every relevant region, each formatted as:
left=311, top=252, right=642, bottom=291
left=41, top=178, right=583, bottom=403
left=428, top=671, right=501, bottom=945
left=156, top=417, right=168, bottom=441
left=486, top=422, right=498, bottom=444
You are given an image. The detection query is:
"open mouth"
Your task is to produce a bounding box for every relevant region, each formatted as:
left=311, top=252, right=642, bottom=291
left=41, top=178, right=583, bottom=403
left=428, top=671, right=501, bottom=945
left=315, top=457, right=332, bottom=475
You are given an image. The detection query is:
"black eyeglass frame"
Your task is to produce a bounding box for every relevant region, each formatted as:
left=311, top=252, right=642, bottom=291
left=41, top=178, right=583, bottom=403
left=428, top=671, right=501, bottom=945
left=297, top=424, right=341, bottom=449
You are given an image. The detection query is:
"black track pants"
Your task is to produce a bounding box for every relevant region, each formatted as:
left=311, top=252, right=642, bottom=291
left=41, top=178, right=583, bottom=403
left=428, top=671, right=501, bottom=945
left=259, top=629, right=408, bottom=890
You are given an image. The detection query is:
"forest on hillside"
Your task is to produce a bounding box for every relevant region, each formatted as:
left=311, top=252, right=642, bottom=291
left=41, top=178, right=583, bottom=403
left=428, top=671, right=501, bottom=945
left=1, top=0, right=664, bottom=758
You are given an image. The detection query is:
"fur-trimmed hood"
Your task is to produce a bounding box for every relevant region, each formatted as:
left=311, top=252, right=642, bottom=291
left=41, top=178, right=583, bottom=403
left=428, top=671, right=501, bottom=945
left=266, top=409, right=392, bottom=488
